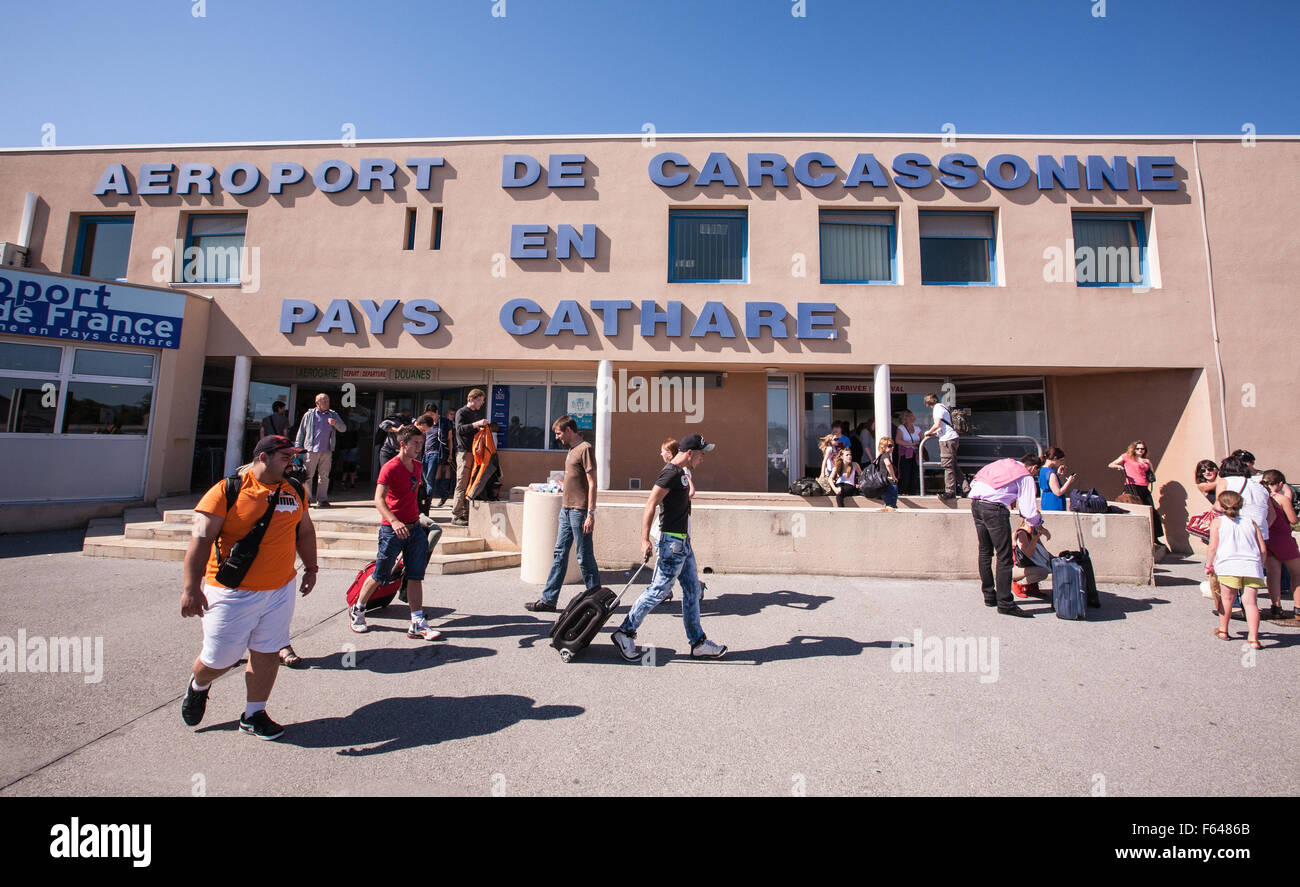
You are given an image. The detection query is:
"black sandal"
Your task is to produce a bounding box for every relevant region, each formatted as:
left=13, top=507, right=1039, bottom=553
left=279, top=646, right=306, bottom=669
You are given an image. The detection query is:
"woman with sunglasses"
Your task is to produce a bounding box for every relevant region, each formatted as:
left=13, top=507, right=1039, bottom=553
left=1194, top=459, right=1219, bottom=505
left=1108, top=440, right=1165, bottom=545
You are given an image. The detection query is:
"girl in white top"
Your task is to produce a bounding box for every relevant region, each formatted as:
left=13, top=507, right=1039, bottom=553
left=1215, top=459, right=1273, bottom=542
left=1206, top=489, right=1266, bottom=649
left=831, top=448, right=862, bottom=508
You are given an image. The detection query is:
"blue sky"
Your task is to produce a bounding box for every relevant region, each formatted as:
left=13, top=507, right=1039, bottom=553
left=2, top=0, right=1296, bottom=147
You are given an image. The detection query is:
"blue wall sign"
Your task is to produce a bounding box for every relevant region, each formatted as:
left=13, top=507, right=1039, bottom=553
left=0, top=269, right=186, bottom=349
left=490, top=386, right=510, bottom=448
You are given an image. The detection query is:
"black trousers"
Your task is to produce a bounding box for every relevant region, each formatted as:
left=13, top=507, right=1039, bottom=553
left=1123, top=484, right=1165, bottom=542
left=896, top=453, right=919, bottom=495
left=972, top=499, right=1015, bottom=608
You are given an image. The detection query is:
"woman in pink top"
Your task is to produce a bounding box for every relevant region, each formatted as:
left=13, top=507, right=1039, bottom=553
left=1108, top=439, right=1164, bottom=545
left=1261, top=469, right=1299, bottom=619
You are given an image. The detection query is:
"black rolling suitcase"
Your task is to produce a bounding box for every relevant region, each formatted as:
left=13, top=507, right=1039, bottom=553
left=1057, top=512, right=1101, bottom=608
left=549, top=557, right=649, bottom=662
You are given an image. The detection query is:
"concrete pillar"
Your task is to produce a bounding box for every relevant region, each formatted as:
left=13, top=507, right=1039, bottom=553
left=873, top=363, right=891, bottom=454
left=224, top=355, right=252, bottom=475
left=595, top=359, right=613, bottom=491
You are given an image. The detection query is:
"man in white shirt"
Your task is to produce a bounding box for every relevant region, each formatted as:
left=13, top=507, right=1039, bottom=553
left=969, top=453, right=1047, bottom=617
left=921, top=393, right=962, bottom=500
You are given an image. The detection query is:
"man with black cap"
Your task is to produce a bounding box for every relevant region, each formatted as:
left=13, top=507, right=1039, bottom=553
left=612, top=433, right=727, bottom=661
left=179, top=435, right=319, bottom=740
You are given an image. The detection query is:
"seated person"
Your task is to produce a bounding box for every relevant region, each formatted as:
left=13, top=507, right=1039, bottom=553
left=1012, top=520, right=1052, bottom=599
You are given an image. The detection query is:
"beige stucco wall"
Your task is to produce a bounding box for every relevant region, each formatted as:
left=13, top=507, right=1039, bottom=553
left=471, top=497, right=1156, bottom=585
left=3, top=135, right=1296, bottom=506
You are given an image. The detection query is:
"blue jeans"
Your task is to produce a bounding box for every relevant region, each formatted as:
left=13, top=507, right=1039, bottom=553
left=884, top=483, right=898, bottom=508
left=541, top=507, right=601, bottom=604
left=619, top=535, right=705, bottom=647
left=375, top=522, right=430, bottom=583
left=422, top=453, right=441, bottom=498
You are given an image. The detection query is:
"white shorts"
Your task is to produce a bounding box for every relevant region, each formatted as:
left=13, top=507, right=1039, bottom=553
left=199, top=579, right=296, bottom=669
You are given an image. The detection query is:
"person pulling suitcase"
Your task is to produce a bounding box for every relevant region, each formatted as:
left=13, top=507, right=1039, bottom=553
left=611, top=434, right=726, bottom=661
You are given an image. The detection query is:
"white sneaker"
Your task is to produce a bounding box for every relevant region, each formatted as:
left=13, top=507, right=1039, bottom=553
left=408, top=619, right=443, bottom=641
left=349, top=604, right=369, bottom=634
left=690, top=638, right=727, bottom=659
left=611, top=629, right=640, bottom=662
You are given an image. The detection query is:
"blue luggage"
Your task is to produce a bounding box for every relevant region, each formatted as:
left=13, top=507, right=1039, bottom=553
left=1051, top=557, right=1087, bottom=620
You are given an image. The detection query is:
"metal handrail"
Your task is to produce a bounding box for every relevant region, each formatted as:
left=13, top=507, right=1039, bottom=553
left=918, top=434, right=1044, bottom=496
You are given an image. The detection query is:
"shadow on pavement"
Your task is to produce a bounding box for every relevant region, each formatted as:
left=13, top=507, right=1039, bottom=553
left=1153, top=570, right=1200, bottom=588
left=275, top=694, right=585, bottom=755
left=698, top=590, right=834, bottom=618
left=0, top=529, right=86, bottom=559
left=724, top=635, right=894, bottom=665
left=297, top=643, right=495, bottom=673
left=1082, top=593, right=1168, bottom=622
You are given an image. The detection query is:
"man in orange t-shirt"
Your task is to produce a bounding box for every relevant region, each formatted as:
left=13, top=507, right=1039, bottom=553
left=179, top=435, right=319, bottom=740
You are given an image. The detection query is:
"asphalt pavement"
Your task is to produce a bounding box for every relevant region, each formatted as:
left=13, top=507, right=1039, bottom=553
left=1, top=531, right=1297, bottom=796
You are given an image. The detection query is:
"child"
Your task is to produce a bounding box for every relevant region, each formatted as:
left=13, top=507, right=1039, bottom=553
left=1206, top=489, right=1266, bottom=649
left=831, top=448, right=861, bottom=508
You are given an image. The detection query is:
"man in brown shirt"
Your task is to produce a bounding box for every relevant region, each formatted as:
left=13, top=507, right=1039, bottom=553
left=525, top=415, right=601, bottom=612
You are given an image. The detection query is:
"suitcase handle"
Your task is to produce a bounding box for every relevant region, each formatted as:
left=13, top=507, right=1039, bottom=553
left=612, top=555, right=651, bottom=608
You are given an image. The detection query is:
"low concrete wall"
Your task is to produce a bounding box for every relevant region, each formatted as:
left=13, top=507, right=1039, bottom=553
left=471, top=497, right=1155, bottom=585
left=0, top=500, right=143, bottom=535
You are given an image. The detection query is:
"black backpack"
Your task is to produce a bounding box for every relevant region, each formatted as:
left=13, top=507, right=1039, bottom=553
left=789, top=478, right=820, bottom=497
left=943, top=407, right=973, bottom=435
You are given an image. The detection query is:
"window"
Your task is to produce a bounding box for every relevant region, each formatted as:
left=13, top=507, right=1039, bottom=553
left=72, top=216, right=133, bottom=281
left=500, top=385, right=547, bottom=449
left=0, top=341, right=61, bottom=432
left=1072, top=212, right=1146, bottom=286
left=669, top=209, right=746, bottom=282
left=432, top=207, right=443, bottom=250
left=919, top=211, right=995, bottom=285
left=0, top=339, right=156, bottom=435
left=493, top=380, right=596, bottom=450
left=183, top=214, right=247, bottom=284
left=62, top=382, right=152, bottom=434
left=403, top=208, right=417, bottom=250
left=820, top=210, right=896, bottom=283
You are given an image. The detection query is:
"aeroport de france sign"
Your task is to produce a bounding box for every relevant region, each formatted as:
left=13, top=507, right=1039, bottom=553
left=0, top=269, right=185, bottom=349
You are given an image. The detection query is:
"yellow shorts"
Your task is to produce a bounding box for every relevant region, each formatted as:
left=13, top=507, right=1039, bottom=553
left=1217, top=575, right=1265, bottom=590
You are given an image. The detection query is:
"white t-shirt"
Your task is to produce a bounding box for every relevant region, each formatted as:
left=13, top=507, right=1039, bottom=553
left=934, top=404, right=959, bottom=442
left=1213, top=515, right=1264, bottom=578
left=1225, top=476, right=1270, bottom=541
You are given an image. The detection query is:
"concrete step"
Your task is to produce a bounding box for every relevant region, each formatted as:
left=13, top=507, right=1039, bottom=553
left=124, top=520, right=487, bottom=554
left=314, top=548, right=521, bottom=575
left=159, top=509, right=472, bottom=538
left=83, top=535, right=186, bottom=561
left=83, top=531, right=514, bottom=575
left=123, top=506, right=162, bottom=524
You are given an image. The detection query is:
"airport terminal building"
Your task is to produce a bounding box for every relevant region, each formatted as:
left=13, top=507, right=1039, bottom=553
left=1, top=133, right=1296, bottom=548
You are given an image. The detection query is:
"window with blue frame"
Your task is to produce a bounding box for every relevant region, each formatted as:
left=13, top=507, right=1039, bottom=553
left=183, top=214, right=247, bottom=284
left=1072, top=212, right=1146, bottom=286
left=919, top=211, right=995, bottom=285
left=668, top=209, right=746, bottom=282
left=819, top=210, right=896, bottom=283
left=72, top=216, right=134, bottom=281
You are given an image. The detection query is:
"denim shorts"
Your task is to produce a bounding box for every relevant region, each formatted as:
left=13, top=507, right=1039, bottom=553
left=374, top=522, right=429, bottom=583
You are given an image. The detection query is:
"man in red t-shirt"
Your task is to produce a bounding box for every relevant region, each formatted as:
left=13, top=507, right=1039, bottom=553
left=348, top=426, right=441, bottom=640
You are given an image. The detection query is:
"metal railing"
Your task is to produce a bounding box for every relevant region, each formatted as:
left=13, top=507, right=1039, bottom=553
left=918, top=435, right=1044, bottom=496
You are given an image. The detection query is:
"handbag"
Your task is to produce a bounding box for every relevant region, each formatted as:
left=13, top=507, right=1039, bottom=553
left=1186, top=510, right=1215, bottom=542
left=857, top=457, right=888, bottom=497
left=1068, top=487, right=1108, bottom=513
